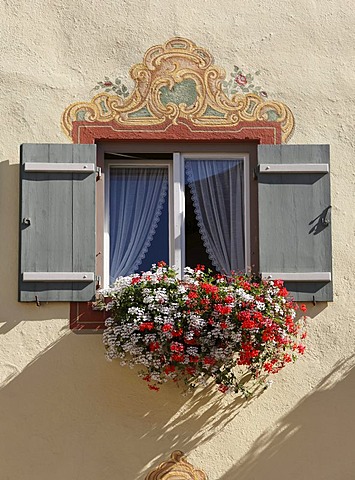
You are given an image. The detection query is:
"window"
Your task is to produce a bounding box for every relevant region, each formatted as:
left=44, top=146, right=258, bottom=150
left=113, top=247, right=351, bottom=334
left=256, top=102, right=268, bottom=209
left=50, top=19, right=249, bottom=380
left=19, top=142, right=332, bottom=305
left=103, top=151, right=250, bottom=286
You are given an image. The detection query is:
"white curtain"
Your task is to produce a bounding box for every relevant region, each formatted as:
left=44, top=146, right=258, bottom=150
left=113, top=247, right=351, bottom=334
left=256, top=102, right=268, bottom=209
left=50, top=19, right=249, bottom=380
left=185, top=160, right=245, bottom=273
left=109, top=167, right=168, bottom=282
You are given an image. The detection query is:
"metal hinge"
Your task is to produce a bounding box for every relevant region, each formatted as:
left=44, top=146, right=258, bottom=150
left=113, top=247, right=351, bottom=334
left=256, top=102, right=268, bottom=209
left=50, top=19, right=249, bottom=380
left=96, top=167, right=102, bottom=180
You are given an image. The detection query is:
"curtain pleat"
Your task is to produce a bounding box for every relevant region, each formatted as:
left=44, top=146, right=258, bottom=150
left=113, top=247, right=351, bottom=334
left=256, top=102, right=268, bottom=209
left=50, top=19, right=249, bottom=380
left=109, top=167, right=168, bottom=282
left=185, top=160, right=244, bottom=273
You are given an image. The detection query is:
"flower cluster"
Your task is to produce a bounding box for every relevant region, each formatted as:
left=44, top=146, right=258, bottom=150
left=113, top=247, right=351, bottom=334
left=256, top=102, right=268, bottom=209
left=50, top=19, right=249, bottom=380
left=222, top=65, right=268, bottom=98
left=98, top=263, right=307, bottom=394
left=93, top=77, right=130, bottom=98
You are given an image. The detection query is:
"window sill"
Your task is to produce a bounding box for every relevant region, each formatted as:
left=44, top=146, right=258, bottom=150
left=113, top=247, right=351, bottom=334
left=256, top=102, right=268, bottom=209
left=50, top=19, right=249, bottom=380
left=70, top=302, right=108, bottom=332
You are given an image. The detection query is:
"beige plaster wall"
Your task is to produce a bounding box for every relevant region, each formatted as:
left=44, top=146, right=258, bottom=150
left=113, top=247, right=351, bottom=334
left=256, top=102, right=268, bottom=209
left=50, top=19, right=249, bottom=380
left=0, top=1, right=354, bottom=478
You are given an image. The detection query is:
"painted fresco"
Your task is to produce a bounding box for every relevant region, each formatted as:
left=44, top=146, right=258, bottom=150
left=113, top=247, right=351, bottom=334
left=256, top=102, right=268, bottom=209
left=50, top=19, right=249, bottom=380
left=62, top=37, right=294, bottom=143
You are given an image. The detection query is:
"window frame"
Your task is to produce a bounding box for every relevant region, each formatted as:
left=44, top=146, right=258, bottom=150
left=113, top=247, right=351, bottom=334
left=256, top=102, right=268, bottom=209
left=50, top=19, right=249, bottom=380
left=98, top=144, right=253, bottom=287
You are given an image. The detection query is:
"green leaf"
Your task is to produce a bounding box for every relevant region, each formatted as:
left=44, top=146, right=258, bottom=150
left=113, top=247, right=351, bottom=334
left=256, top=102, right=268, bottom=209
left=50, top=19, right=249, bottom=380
left=94, top=86, right=100, bottom=90
left=105, top=89, right=111, bottom=92
left=122, top=85, right=128, bottom=92
left=105, top=76, right=109, bottom=81
left=115, top=78, right=121, bottom=85
left=246, top=74, right=252, bottom=81
left=249, top=84, right=255, bottom=88
left=234, top=65, right=239, bottom=71
left=230, top=89, right=237, bottom=94
left=255, top=70, right=261, bottom=75
left=222, top=81, right=228, bottom=87
left=254, top=86, right=261, bottom=90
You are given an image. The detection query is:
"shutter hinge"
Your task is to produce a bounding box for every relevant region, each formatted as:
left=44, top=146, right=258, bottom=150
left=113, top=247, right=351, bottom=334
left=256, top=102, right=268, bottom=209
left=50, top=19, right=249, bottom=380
left=96, top=167, right=102, bottom=180
left=321, top=205, right=331, bottom=226
left=253, top=166, right=258, bottom=180
left=96, top=275, right=102, bottom=288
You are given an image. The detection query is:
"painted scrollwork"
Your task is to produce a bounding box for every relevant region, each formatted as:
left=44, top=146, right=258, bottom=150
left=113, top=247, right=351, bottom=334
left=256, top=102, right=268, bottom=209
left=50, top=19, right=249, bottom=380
left=62, top=37, right=294, bottom=142
left=144, top=451, right=207, bottom=480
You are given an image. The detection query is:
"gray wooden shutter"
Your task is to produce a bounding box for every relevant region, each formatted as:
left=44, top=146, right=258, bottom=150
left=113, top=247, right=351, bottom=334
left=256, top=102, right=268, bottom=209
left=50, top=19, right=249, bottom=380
left=19, top=144, right=97, bottom=302
left=258, top=144, right=332, bottom=302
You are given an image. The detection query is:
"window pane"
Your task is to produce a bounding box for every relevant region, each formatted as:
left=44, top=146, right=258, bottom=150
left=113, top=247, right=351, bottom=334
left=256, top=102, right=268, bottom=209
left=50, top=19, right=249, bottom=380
left=185, top=159, right=245, bottom=274
left=109, top=167, right=169, bottom=281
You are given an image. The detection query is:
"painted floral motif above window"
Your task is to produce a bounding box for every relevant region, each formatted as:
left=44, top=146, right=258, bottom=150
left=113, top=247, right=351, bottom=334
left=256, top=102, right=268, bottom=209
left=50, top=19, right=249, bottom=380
left=62, top=37, right=295, bottom=143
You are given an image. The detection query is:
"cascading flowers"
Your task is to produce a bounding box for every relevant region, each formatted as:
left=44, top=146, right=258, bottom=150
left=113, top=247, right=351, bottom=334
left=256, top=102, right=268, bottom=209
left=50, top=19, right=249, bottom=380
left=98, top=262, right=307, bottom=395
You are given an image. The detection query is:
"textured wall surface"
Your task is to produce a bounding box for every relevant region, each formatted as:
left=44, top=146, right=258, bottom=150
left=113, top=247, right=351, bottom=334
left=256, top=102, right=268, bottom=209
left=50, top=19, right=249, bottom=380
left=1, top=1, right=355, bottom=479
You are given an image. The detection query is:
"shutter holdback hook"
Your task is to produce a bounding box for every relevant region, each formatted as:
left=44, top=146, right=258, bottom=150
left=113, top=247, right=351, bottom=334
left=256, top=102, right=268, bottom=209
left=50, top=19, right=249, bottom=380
left=35, top=295, right=41, bottom=307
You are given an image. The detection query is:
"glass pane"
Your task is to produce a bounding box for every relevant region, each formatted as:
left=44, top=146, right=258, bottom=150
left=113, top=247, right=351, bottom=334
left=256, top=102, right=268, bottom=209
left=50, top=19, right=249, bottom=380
left=185, top=159, right=245, bottom=274
left=109, top=167, right=169, bottom=281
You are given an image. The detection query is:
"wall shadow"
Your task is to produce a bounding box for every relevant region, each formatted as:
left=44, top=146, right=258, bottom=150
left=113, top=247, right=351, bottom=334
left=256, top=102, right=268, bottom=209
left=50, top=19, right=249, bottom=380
left=219, top=354, right=355, bottom=480
left=0, top=332, right=251, bottom=480
left=0, top=159, right=70, bottom=333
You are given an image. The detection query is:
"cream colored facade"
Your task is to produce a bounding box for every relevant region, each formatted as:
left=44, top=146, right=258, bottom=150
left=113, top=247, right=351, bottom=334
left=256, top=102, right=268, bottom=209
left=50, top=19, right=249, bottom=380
left=1, top=1, right=355, bottom=479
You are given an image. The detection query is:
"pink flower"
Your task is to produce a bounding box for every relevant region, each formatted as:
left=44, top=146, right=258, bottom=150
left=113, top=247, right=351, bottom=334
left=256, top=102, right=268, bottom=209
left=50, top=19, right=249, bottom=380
left=201, top=283, right=219, bottom=295
left=172, top=328, right=183, bottom=337
left=162, top=323, right=173, bottom=332
left=215, top=304, right=232, bottom=315
left=171, top=353, right=185, bottom=362
left=235, top=74, right=247, bottom=86
left=284, top=354, right=292, bottom=363
left=203, top=357, right=216, bottom=366
left=164, top=365, right=176, bottom=374
left=148, top=385, right=160, bottom=391
left=189, top=356, right=199, bottom=363
left=170, top=342, right=184, bottom=353
left=218, top=385, right=229, bottom=393
left=279, top=287, right=289, bottom=297
left=149, top=342, right=160, bottom=352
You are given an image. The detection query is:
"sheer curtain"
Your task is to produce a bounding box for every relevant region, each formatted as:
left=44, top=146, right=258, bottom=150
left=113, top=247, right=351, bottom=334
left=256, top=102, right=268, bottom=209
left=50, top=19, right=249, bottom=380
left=185, top=159, right=245, bottom=274
left=109, top=167, right=168, bottom=282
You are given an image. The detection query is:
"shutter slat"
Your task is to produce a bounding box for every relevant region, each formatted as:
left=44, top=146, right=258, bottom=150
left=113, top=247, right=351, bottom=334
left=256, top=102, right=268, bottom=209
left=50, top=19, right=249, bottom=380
left=24, top=162, right=96, bottom=173
left=261, top=272, right=331, bottom=282
left=259, top=163, right=329, bottom=174
left=23, top=272, right=95, bottom=282
left=19, top=144, right=97, bottom=302
left=258, top=144, right=332, bottom=302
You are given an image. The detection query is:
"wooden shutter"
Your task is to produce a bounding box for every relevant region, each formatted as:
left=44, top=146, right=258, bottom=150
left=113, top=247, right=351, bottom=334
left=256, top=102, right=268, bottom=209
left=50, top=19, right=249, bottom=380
left=258, top=144, right=332, bottom=302
left=19, top=144, right=97, bottom=302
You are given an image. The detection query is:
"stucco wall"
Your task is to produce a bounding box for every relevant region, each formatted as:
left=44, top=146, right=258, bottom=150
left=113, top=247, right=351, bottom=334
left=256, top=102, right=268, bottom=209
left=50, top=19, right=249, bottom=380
left=1, top=1, right=355, bottom=479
